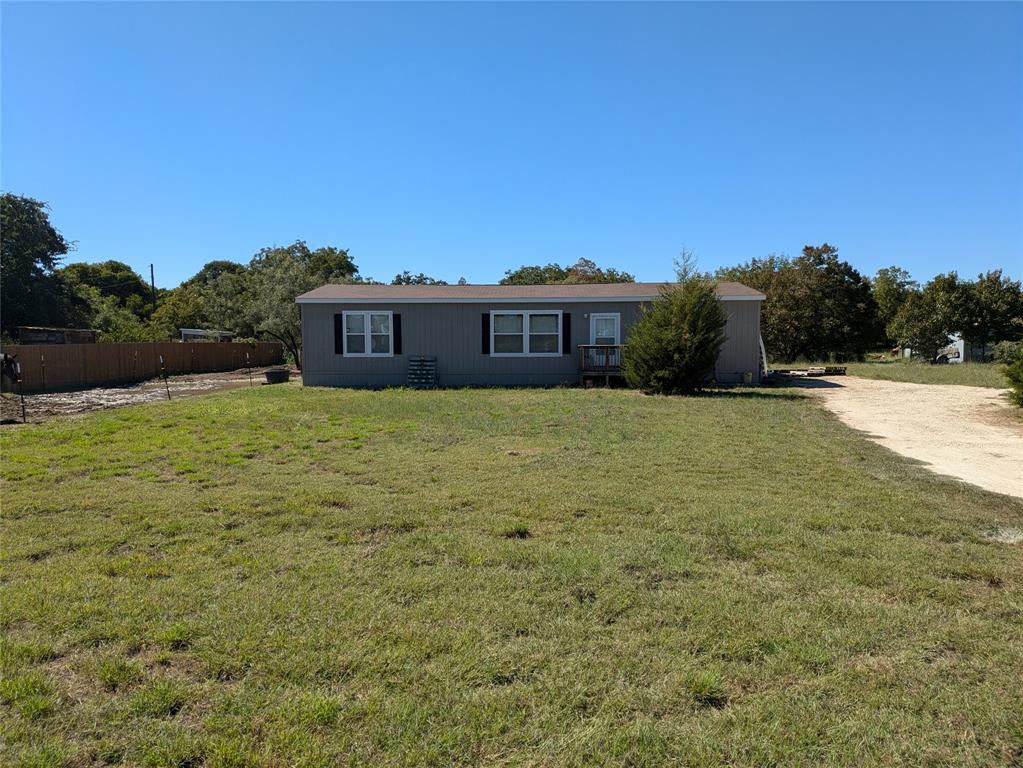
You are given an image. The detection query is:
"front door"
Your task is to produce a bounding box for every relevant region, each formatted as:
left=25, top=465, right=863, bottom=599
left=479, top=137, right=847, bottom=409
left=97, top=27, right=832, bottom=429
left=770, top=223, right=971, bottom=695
left=588, top=313, right=621, bottom=370
left=590, top=313, right=620, bottom=346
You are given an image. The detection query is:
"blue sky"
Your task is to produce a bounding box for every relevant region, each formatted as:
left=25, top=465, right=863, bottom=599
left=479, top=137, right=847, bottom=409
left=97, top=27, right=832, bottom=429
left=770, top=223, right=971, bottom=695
left=2, top=2, right=1021, bottom=288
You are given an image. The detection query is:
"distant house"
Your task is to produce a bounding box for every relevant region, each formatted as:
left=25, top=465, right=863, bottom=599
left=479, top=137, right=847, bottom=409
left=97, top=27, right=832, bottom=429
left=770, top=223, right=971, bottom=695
left=295, top=282, right=765, bottom=388
left=936, top=334, right=990, bottom=364
left=179, top=328, right=235, bottom=343
left=900, top=333, right=990, bottom=363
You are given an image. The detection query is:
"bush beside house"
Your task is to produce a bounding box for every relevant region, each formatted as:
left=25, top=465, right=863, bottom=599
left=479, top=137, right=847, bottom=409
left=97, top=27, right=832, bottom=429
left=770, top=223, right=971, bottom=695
left=622, top=279, right=727, bottom=394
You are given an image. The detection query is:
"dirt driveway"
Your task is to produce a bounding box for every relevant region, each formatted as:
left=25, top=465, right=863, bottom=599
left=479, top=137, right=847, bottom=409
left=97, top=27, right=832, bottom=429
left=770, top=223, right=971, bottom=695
left=807, top=376, right=1023, bottom=498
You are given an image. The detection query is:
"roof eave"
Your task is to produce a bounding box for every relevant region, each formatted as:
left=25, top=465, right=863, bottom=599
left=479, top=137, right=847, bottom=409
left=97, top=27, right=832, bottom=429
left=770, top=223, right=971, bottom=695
left=295, top=293, right=765, bottom=304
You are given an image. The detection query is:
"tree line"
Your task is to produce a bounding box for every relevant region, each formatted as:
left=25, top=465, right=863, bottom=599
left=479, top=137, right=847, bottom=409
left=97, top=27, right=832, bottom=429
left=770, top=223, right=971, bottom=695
left=2, top=193, right=1020, bottom=366
left=716, top=244, right=1022, bottom=362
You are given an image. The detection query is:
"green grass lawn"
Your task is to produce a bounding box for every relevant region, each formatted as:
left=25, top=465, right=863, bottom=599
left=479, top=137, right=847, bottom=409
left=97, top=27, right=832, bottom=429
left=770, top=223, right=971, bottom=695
left=819, top=360, right=1007, bottom=388
left=2, top=385, right=1022, bottom=767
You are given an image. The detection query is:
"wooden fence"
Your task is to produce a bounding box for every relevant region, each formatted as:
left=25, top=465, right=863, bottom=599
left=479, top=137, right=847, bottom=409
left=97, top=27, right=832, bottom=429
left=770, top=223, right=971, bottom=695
left=1, top=342, right=284, bottom=394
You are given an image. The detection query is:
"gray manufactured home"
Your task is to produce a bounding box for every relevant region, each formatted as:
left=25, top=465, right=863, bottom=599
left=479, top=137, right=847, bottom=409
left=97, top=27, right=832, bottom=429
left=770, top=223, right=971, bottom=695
left=296, top=282, right=765, bottom=388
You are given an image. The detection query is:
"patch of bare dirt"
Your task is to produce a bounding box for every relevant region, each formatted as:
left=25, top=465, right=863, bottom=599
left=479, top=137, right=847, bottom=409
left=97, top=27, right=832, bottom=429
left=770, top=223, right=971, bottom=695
left=984, top=527, right=1023, bottom=545
left=0, top=367, right=296, bottom=424
left=806, top=376, right=1023, bottom=498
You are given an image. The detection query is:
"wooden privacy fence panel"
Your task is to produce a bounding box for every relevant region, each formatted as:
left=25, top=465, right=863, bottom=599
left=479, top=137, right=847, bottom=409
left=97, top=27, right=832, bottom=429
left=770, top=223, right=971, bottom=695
left=1, top=342, right=284, bottom=393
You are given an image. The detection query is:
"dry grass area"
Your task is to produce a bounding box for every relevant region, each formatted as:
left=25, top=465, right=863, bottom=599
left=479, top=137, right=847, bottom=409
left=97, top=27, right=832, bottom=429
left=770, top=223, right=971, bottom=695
left=837, top=360, right=1008, bottom=388
left=2, top=385, right=1022, bottom=767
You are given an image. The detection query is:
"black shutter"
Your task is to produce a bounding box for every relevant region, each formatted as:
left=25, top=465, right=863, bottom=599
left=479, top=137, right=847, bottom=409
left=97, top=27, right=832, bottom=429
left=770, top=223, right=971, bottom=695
left=562, top=312, right=571, bottom=354
left=334, top=314, right=344, bottom=355
left=481, top=312, right=490, bottom=354
left=393, top=314, right=402, bottom=355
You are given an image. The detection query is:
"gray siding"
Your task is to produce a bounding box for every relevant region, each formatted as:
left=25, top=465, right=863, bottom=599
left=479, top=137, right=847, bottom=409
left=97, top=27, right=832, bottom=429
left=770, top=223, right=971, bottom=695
left=301, top=299, right=762, bottom=388
left=715, top=300, right=762, bottom=384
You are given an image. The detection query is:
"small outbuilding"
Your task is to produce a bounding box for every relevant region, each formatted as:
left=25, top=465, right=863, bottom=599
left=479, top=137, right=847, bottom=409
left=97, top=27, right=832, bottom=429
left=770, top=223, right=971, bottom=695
left=295, top=282, right=765, bottom=388
left=179, top=328, right=235, bottom=343
left=17, top=326, right=97, bottom=344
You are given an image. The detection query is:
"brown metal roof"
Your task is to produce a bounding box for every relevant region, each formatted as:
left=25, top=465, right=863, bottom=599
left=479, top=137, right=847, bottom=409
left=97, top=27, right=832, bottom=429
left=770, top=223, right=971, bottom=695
left=296, top=281, right=764, bottom=302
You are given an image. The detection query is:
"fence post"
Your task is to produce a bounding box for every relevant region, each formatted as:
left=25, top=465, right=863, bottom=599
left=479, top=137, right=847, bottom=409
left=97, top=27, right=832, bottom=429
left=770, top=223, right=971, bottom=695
left=159, top=355, right=171, bottom=400
left=16, top=361, right=26, bottom=423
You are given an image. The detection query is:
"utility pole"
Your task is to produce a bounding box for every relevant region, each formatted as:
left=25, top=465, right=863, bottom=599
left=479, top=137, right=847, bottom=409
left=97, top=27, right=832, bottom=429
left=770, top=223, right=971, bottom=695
left=150, top=264, right=157, bottom=314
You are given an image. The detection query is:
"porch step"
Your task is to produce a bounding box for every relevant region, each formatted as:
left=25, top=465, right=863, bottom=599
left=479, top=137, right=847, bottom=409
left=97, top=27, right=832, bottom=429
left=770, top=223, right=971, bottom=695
left=407, top=356, right=437, bottom=389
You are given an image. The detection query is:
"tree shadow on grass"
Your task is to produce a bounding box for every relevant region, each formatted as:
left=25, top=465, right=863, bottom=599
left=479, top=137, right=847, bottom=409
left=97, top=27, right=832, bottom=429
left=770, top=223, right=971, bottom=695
left=693, top=377, right=847, bottom=401
left=692, top=389, right=806, bottom=402
left=772, top=377, right=846, bottom=389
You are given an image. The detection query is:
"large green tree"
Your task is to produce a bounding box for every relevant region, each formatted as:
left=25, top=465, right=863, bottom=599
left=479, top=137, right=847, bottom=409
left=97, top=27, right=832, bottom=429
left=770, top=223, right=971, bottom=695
left=887, top=288, right=952, bottom=362
left=872, top=266, right=917, bottom=345
left=500, top=263, right=568, bottom=285
left=392, top=271, right=447, bottom=285
left=564, top=258, right=635, bottom=284
left=61, top=260, right=153, bottom=320
left=83, top=290, right=153, bottom=342
left=147, top=285, right=210, bottom=340
left=229, top=241, right=361, bottom=368
left=717, top=244, right=880, bottom=361
left=959, top=269, right=1023, bottom=351
left=889, top=271, right=1022, bottom=358
left=141, top=260, right=250, bottom=341
left=501, top=258, right=635, bottom=285
left=201, top=269, right=257, bottom=340
left=182, top=260, right=247, bottom=288
left=0, top=193, right=83, bottom=334
left=925, top=272, right=971, bottom=339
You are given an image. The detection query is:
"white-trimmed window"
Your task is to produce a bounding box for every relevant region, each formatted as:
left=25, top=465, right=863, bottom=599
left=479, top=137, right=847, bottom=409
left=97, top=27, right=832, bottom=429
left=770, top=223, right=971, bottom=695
left=491, top=311, right=562, bottom=356
left=343, top=311, right=393, bottom=356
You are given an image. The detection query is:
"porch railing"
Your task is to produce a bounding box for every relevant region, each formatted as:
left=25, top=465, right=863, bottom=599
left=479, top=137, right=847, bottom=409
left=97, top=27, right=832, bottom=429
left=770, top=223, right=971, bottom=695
left=579, top=344, right=624, bottom=373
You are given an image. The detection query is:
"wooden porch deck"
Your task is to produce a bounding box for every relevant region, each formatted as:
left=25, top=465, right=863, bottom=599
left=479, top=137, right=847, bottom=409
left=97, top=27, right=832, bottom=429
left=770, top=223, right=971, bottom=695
left=579, top=344, right=625, bottom=387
